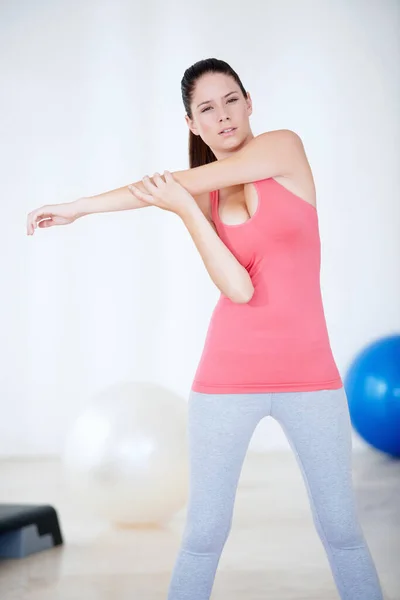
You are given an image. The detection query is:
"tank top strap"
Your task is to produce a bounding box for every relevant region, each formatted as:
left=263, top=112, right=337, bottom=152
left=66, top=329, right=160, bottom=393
left=210, top=189, right=220, bottom=225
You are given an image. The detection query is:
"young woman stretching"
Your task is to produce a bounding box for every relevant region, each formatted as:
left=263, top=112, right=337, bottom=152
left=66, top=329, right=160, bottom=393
left=26, top=58, right=385, bottom=600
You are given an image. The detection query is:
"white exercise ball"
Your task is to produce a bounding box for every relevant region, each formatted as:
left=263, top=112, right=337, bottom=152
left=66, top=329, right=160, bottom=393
left=62, top=381, right=189, bottom=527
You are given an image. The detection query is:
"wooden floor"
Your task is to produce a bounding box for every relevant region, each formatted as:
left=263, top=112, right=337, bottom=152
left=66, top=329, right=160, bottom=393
left=0, top=450, right=399, bottom=599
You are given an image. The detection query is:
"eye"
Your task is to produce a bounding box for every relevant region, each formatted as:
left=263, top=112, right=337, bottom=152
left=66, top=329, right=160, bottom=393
left=201, top=97, right=239, bottom=113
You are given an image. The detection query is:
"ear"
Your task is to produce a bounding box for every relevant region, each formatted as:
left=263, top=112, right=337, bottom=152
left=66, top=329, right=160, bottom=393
left=185, top=113, right=200, bottom=136
left=245, top=92, right=253, bottom=117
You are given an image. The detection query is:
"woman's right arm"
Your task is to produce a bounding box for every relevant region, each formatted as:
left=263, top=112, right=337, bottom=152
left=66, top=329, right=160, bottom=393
left=78, top=180, right=153, bottom=215
left=26, top=180, right=208, bottom=235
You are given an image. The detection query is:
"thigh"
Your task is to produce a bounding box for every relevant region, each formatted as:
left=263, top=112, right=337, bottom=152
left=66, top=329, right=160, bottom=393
left=271, top=387, right=362, bottom=542
left=186, top=392, right=268, bottom=519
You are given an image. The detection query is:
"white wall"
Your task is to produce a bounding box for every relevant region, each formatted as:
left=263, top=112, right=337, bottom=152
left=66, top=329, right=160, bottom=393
left=1, top=0, right=399, bottom=456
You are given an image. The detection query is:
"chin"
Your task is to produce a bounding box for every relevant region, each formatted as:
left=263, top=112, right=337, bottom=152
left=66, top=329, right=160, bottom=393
left=218, top=135, right=244, bottom=151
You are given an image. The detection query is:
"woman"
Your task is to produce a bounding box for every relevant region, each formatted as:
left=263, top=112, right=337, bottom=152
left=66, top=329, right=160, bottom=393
left=26, top=58, right=385, bottom=600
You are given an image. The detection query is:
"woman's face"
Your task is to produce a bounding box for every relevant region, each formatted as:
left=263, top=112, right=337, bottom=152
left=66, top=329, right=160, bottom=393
left=186, top=72, right=253, bottom=159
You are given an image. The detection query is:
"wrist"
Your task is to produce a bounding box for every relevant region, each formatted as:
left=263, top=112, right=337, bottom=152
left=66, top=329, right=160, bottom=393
left=73, top=197, right=89, bottom=218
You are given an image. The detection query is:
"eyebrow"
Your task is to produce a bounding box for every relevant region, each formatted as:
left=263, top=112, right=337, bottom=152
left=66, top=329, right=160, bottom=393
left=196, top=91, right=238, bottom=109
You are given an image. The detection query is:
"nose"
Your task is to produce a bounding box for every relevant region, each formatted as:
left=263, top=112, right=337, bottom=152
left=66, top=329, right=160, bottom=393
left=218, top=117, right=231, bottom=134
left=218, top=112, right=230, bottom=122
left=216, top=105, right=231, bottom=123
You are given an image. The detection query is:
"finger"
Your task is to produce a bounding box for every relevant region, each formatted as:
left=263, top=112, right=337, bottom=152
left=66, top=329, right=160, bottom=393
left=27, top=212, right=37, bottom=232
left=30, top=208, right=53, bottom=227
left=38, top=218, right=54, bottom=228
left=152, top=172, right=165, bottom=186
left=164, top=170, right=173, bottom=182
left=128, top=184, right=154, bottom=204
left=36, top=214, right=53, bottom=223
left=27, top=214, right=44, bottom=235
left=141, top=175, right=158, bottom=194
left=27, top=214, right=40, bottom=234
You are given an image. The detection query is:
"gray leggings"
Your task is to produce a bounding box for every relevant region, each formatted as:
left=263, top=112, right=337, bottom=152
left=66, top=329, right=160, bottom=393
left=167, top=387, right=384, bottom=600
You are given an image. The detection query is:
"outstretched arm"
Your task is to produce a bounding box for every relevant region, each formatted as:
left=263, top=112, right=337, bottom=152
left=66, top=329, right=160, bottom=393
left=76, top=129, right=304, bottom=216
left=26, top=129, right=306, bottom=234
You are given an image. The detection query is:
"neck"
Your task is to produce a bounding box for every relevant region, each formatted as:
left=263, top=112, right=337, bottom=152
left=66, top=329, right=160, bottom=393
left=212, top=130, right=255, bottom=161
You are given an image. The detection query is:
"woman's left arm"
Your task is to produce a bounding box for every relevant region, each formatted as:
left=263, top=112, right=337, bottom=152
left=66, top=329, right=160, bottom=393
left=77, top=129, right=304, bottom=216
left=172, top=129, right=304, bottom=195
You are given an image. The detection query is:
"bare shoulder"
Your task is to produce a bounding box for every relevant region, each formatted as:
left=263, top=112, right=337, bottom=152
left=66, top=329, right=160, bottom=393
left=269, top=129, right=317, bottom=209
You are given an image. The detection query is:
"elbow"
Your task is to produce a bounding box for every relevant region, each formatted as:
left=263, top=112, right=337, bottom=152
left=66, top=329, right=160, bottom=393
left=230, top=284, right=255, bottom=304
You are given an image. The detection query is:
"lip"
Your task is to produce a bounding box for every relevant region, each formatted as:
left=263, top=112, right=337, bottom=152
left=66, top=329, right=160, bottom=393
left=219, top=127, right=237, bottom=136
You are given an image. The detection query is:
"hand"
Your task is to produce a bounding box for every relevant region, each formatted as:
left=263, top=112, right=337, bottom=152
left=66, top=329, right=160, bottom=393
left=26, top=200, right=81, bottom=236
left=128, top=171, right=195, bottom=217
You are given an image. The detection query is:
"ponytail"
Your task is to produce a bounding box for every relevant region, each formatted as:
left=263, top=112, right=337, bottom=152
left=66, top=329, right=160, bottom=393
left=189, top=130, right=217, bottom=169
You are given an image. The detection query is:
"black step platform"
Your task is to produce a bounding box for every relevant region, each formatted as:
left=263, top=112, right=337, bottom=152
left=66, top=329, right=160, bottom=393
left=0, top=504, right=63, bottom=559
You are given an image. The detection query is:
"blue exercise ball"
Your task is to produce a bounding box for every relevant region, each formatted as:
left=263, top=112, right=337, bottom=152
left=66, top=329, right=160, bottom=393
left=344, top=334, right=400, bottom=458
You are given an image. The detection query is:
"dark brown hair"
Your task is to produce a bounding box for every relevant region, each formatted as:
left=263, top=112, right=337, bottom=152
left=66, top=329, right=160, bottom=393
left=181, top=58, right=248, bottom=168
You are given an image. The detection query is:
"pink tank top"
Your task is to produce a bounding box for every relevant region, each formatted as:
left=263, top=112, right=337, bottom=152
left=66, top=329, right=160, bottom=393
left=191, top=177, right=343, bottom=394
